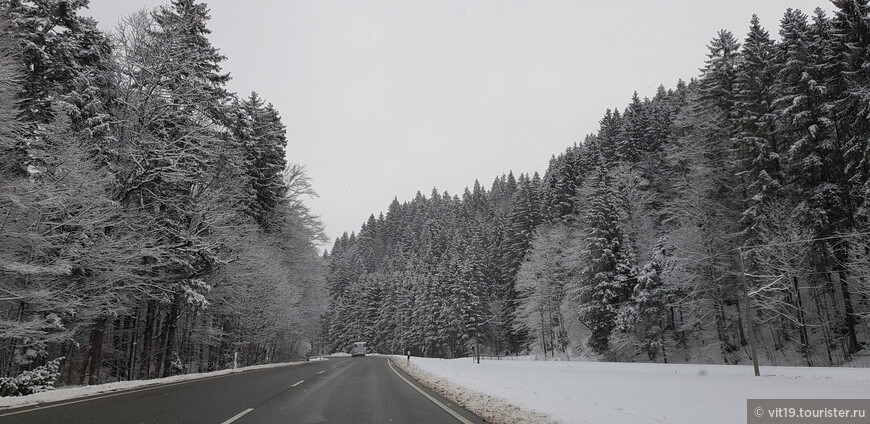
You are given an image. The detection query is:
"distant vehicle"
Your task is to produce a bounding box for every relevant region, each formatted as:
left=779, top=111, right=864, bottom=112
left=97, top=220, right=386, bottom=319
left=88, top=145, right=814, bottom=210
left=350, top=342, right=367, bottom=357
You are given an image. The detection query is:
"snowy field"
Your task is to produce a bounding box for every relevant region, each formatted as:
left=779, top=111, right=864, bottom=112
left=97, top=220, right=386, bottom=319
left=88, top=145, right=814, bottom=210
left=0, top=360, right=306, bottom=411
left=391, top=355, right=870, bottom=424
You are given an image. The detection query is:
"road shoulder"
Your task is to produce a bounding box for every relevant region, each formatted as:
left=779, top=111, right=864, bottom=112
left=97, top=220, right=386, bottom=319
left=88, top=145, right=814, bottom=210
left=0, top=360, right=309, bottom=412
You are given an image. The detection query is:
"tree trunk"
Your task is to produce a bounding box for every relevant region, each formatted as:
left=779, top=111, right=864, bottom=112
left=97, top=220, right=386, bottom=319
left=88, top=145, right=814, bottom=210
left=812, top=284, right=834, bottom=365
left=139, top=301, right=156, bottom=379
left=127, top=312, right=138, bottom=380
left=161, top=297, right=181, bottom=378
left=61, top=340, right=76, bottom=384
left=85, top=317, right=107, bottom=385
left=734, top=294, right=747, bottom=347
left=540, top=312, right=547, bottom=358
left=792, top=276, right=812, bottom=367
left=833, top=246, right=859, bottom=356
left=659, top=320, right=668, bottom=364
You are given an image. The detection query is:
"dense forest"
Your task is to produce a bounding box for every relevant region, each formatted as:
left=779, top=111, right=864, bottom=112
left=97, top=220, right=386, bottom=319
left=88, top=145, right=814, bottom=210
left=325, top=1, right=870, bottom=367
left=1, top=0, right=869, bottom=400
left=0, top=0, right=326, bottom=394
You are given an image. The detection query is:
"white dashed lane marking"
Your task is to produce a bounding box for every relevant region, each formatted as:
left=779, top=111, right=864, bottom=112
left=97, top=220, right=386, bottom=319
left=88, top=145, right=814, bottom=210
left=220, top=408, right=253, bottom=424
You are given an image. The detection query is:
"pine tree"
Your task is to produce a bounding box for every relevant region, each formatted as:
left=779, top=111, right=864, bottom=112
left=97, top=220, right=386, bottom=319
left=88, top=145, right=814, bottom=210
left=821, top=0, right=868, bottom=355
left=228, top=92, right=288, bottom=228
left=150, top=0, right=230, bottom=115
left=733, top=15, right=781, bottom=242
left=457, top=230, right=488, bottom=350
left=829, top=0, right=870, bottom=222
left=317, top=6, right=870, bottom=365
left=699, top=30, right=741, bottom=122
left=617, top=92, right=650, bottom=164
left=588, top=109, right=621, bottom=165
left=0, top=0, right=112, bottom=174
left=776, top=8, right=852, bottom=236
left=541, top=144, right=588, bottom=222
left=497, top=173, right=543, bottom=353
left=631, top=237, right=673, bottom=362
left=573, top=166, right=637, bottom=356
left=0, top=21, right=22, bottom=175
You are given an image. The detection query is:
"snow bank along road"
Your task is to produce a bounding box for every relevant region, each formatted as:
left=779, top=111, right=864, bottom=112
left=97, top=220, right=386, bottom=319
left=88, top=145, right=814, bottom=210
left=0, top=356, right=485, bottom=424
left=403, top=356, right=870, bottom=424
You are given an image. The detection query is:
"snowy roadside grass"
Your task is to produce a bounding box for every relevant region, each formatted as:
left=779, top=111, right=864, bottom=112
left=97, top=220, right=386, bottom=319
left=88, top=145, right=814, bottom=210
left=0, top=360, right=310, bottom=411
left=387, top=355, right=558, bottom=424
left=394, top=356, right=870, bottom=424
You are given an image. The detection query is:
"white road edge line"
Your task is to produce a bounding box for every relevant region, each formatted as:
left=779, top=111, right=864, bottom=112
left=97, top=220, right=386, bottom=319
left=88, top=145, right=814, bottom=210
left=316, top=371, right=325, bottom=375
left=220, top=407, right=253, bottom=424
left=386, top=358, right=473, bottom=424
left=0, top=373, right=235, bottom=418
left=0, top=363, right=304, bottom=417
left=292, top=380, right=304, bottom=387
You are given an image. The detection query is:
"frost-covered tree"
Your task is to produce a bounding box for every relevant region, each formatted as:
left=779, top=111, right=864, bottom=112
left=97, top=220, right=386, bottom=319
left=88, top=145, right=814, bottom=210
left=110, top=5, right=237, bottom=377
left=630, top=237, right=674, bottom=362
left=733, top=15, right=781, bottom=242
left=227, top=92, right=289, bottom=228
left=572, top=166, right=637, bottom=356
left=516, top=223, right=578, bottom=357
left=0, top=0, right=113, bottom=174
left=616, top=92, right=651, bottom=164
left=323, top=3, right=870, bottom=367
left=497, top=173, right=543, bottom=353
left=829, top=0, right=870, bottom=223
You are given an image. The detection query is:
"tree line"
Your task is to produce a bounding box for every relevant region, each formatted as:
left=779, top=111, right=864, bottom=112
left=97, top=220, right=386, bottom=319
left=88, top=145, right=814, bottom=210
left=325, top=1, right=870, bottom=366
left=0, top=0, right=325, bottom=394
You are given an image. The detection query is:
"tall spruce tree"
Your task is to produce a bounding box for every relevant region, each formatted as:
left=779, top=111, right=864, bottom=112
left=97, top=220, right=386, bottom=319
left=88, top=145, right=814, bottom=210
left=574, top=166, right=637, bottom=356
left=0, top=0, right=112, bottom=174
left=830, top=0, right=870, bottom=223
left=228, top=92, right=289, bottom=228
left=733, top=15, right=781, bottom=242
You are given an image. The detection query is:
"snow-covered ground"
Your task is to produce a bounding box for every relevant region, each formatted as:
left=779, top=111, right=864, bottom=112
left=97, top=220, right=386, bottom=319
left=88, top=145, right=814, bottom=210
left=0, top=360, right=307, bottom=411
left=391, top=355, right=870, bottom=424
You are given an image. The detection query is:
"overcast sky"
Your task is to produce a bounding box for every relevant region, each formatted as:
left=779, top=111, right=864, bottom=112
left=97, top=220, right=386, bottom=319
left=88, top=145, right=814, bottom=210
left=84, top=0, right=833, bottom=247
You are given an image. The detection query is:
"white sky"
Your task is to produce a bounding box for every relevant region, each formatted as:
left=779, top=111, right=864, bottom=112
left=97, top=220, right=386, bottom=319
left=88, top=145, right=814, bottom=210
left=84, top=0, right=833, bottom=246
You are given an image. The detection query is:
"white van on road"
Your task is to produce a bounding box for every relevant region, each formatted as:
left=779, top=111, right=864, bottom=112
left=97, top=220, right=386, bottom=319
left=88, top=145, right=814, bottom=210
left=350, top=342, right=367, bottom=357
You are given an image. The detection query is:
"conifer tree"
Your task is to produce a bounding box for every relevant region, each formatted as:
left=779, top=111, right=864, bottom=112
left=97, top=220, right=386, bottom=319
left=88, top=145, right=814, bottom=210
left=0, top=0, right=112, bottom=174
left=699, top=30, right=741, bottom=122
left=631, top=237, right=673, bottom=362
left=829, top=0, right=870, bottom=222
left=574, top=166, right=636, bottom=356
left=617, top=92, right=650, bottom=164
left=542, top=144, right=587, bottom=222
left=733, top=15, right=781, bottom=242
left=228, top=92, right=289, bottom=228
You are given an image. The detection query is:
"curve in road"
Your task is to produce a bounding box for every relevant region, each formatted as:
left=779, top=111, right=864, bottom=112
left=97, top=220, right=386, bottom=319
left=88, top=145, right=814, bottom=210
left=0, top=356, right=485, bottom=424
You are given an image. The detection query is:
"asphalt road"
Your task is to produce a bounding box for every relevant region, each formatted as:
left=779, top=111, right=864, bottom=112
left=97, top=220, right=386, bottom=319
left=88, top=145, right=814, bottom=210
left=0, top=356, right=486, bottom=424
